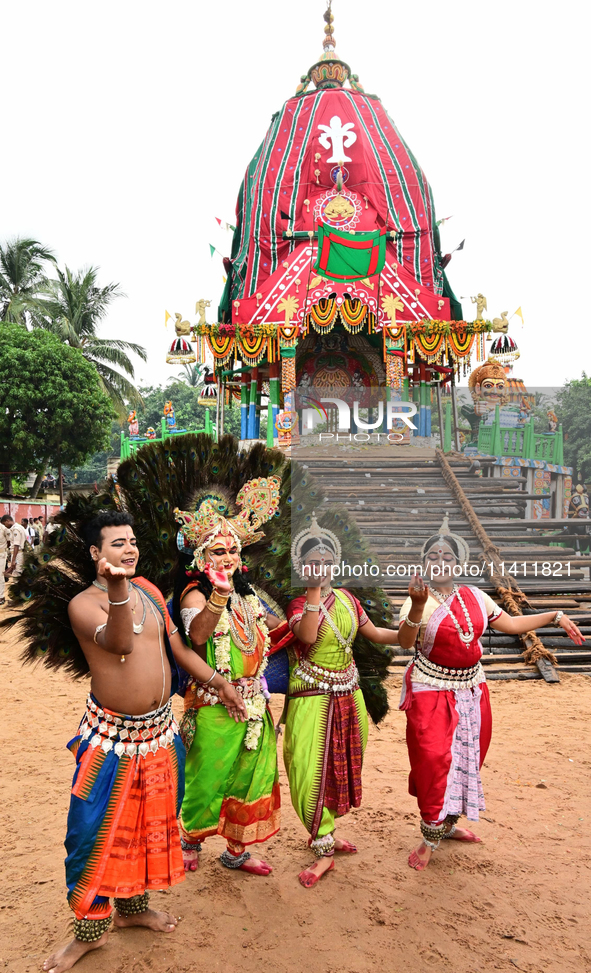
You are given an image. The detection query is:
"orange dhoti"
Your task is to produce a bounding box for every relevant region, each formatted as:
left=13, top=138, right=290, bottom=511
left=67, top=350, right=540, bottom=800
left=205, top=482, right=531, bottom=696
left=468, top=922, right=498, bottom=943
left=65, top=695, right=185, bottom=920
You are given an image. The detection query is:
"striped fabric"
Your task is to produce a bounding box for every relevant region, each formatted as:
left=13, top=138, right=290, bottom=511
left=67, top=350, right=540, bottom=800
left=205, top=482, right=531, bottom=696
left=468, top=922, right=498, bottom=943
left=223, top=87, right=444, bottom=318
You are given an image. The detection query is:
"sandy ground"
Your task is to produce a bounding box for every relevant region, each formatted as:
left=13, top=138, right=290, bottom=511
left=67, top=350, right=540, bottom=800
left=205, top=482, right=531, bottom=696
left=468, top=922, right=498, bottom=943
left=1, top=630, right=591, bottom=973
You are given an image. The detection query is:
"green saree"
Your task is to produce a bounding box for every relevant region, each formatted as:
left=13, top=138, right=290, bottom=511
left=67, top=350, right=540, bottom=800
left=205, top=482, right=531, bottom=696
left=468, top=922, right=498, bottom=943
left=284, top=589, right=369, bottom=856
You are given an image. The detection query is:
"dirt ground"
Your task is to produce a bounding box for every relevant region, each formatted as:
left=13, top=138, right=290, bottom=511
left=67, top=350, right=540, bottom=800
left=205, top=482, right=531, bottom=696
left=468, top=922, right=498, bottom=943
left=1, top=629, right=590, bottom=973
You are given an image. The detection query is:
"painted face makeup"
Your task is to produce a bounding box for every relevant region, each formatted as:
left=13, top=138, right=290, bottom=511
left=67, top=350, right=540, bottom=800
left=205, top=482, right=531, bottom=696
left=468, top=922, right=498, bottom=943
left=91, top=525, right=139, bottom=576
left=205, top=533, right=241, bottom=578
left=423, top=540, right=458, bottom=583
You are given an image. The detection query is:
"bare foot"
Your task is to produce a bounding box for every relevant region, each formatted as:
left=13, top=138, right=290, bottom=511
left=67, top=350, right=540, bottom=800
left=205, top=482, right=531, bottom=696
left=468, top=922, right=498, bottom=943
left=447, top=827, right=482, bottom=843
left=238, top=857, right=272, bottom=876
left=299, top=857, right=335, bottom=888
left=334, top=837, right=357, bottom=853
left=113, top=909, right=178, bottom=933
left=182, top=847, right=199, bottom=871
left=408, top=841, right=433, bottom=871
left=42, top=933, right=108, bottom=972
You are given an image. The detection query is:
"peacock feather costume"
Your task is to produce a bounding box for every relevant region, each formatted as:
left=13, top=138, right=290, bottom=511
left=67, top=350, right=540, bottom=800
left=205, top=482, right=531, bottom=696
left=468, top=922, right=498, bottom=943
left=4, top=433, right=393, bottom=724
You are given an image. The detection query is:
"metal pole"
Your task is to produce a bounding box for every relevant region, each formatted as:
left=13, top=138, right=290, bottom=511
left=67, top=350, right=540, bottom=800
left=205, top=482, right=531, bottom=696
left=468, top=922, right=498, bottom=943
left=450, top=373, right=461, bottom=452
left=215, top=378, right=221, bottom=442
left=219, top=379, right=225, bottom=438
left=58, top=454, right=64, bottom=508
left=435, top=381, right=445, bottom=451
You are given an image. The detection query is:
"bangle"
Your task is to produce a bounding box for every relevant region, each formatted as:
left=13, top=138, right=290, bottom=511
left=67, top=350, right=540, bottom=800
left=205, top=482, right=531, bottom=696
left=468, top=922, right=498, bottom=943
left=108, top=596, right=131, bottom=606
left=209, top=590, right=228, bottom=607
left=169, top=626, right=179, bottom=637
left=402, top=616, right=421, bottom=629
left=204, top=668, right=218, bottom=685
left=206, top=600, right=225, bottom=615
left=93, top=622, right=107, bottom=643
left=553, top=610, right=564, bottom=627
left=304, top=602, right=320, bottom=613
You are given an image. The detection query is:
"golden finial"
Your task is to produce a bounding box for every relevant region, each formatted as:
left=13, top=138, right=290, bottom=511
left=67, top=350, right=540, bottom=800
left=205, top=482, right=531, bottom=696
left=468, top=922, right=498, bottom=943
left=323, top=0, right=336, bottom=51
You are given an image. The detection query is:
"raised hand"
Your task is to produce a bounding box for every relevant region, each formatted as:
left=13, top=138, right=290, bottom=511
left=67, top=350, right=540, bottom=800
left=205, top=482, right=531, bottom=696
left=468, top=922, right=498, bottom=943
left=97, top=557, right=128, bottom=581
left=204, top=564, right=233, bottom=593
left=558, top=614, right=585, bottom=645
left=408, top=573, right=429, bottom=608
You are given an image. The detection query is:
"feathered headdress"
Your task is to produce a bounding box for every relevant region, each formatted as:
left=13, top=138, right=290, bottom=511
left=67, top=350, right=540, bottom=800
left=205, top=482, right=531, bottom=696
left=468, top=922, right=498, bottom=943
left=175, top=475, right=281, bottom=571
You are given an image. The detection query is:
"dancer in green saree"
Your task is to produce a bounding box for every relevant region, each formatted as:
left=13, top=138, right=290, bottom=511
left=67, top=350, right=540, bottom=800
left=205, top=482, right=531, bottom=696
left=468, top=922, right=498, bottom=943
left=285, top=515, right=423, bottom=887
left=172, top=478, right=283, bottom=876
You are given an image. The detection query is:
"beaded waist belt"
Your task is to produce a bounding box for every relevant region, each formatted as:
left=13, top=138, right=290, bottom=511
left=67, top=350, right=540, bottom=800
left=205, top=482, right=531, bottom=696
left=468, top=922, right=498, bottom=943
left=412, top=652, right=485, bottom=691
left=191, top=675, right=263, bottom=708
left=80, top=696, right=179, bottom=758
left=291, top=659, right=359, bottom=696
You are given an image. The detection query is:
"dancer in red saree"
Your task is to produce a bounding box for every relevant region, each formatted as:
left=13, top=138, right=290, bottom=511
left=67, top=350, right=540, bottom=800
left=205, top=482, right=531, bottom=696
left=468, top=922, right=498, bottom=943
left=399, top=515, right=583, bottom=871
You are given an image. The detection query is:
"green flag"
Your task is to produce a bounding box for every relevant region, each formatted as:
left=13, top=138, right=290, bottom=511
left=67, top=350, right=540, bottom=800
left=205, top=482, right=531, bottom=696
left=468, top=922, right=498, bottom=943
left=314, top=223, right=387, bottom=281
left=209, top=244, right=216, bottom=257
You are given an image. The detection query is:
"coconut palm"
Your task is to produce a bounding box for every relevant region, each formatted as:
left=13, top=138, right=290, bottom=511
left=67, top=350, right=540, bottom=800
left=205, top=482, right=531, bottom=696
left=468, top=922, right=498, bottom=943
left=0, top=237, right=56, bottom=322
left=172, top=363, right=206, bottom=387
left=34, top=265, right=147, bottom=413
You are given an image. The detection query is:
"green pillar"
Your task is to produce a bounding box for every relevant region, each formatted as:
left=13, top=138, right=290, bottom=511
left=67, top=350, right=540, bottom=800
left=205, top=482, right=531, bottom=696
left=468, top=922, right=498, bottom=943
left=161, top=416, right=167, bottom=441
left=555, top=424, right=564, bottom=465
left=491, top=405, right=503, bottom=456
left=444, top=402, right=452, bottom=453
left=205, top=408, right=212, bottom=436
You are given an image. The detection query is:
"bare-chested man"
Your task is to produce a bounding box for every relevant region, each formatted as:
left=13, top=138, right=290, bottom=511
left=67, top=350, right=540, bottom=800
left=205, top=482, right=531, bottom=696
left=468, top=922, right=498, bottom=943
left=43, top=510, right=247, bottom=973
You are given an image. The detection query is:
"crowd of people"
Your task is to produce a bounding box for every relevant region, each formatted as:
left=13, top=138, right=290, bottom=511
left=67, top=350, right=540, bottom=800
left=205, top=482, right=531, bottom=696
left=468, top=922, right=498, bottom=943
left=5, top=484, right=584, bottom=973
left=0, top=513, right=49, bottom=604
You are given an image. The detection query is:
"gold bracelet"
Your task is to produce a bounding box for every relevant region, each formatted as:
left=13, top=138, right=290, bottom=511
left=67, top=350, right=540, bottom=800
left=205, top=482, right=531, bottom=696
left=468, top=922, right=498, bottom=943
left=209, top=589, right=228, bottom=606
left=206, top=600, right=225, bottom=615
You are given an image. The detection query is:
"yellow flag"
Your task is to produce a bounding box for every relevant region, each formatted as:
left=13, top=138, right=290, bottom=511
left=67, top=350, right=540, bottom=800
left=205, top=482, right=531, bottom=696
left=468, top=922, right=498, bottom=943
left=165, top=310, right=172, bottom=328
left=514, top=306, right=524, bottom=324
left=222, top=275, right=227, bottom=284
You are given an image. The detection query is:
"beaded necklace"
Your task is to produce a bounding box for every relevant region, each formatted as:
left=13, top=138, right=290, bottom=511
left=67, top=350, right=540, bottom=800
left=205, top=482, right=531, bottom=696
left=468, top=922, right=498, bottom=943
left=430, top=584, right=474, bottom=645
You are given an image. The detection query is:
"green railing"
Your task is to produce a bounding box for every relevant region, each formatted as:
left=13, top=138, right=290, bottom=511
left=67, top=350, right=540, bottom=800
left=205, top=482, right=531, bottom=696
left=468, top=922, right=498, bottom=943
left=120, top=411, right=214, bottom=461
left=476, top=406, right=564, bottom=465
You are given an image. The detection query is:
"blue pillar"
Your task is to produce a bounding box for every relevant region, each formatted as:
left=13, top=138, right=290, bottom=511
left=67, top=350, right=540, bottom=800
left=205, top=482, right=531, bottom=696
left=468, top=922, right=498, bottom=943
left=247, top=368, right=258, bottom=439
left=240, top=372, right=249, bottom=440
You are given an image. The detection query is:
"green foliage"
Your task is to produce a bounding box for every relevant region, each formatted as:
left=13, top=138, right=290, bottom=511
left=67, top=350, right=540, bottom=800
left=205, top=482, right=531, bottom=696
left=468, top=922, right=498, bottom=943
left=0, top=325, right=114, bottom=477
left=557, top=374, right=591, bottom=480
left=136, top=381, right=250, bottom=439
left=0, top=237, right=56, bottom=323
left=62, top=421, right=121, bottom=485
left=33, top=265, right=146, bottom=413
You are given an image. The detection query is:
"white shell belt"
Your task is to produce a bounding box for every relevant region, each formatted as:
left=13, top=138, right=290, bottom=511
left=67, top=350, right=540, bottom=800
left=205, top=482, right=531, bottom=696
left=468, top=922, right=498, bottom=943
left=189, top=675, right=262, bottom=707
left=412, top=652, right=485, bottom=691
left=293, top=659, right=360, bottom=694
left=79, top=696, right=179, bottom=758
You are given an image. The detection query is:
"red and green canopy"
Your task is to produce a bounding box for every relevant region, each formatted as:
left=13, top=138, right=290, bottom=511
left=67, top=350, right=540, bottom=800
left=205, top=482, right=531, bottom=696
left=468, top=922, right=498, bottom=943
left=314, top=223, right=387, bottom=281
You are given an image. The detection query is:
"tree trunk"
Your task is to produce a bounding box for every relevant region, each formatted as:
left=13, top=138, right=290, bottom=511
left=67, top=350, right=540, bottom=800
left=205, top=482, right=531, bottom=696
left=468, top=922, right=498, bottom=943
left=30, top=459, right=49, bottom=499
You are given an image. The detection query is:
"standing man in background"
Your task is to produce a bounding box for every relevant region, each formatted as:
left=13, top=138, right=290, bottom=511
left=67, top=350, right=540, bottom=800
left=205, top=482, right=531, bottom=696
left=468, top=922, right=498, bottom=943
left=6, top=515, right=27, bottom=578
left=0, top=514, right=11, bottom=605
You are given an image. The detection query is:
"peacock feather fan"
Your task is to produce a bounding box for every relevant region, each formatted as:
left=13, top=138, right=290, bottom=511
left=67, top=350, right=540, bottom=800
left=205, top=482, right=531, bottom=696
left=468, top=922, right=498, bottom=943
left=3, top=433, right=393, bottom=722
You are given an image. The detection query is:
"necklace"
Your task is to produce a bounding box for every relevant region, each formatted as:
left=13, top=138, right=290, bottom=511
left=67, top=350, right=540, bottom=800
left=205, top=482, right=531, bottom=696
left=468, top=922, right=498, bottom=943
left=228, top=591, right=258, bottom=654
left=431, top=584, right=474, bottom=645
left=92, top=579, right=146, bottom=634
left=319, top=591, right=357, bottom=654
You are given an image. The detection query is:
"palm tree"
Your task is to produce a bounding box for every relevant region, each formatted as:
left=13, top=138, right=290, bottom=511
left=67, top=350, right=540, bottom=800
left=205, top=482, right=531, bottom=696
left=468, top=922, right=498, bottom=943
left=172, top=363, right=206, bottom=387
left=35, top=266, right=147, bottom=413
left=0, top=237, right=56, bottom=323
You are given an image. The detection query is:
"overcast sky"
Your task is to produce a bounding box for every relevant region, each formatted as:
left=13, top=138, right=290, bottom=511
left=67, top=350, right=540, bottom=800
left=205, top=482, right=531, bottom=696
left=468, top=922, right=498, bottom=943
left=2, top=0, right=588, bottom=392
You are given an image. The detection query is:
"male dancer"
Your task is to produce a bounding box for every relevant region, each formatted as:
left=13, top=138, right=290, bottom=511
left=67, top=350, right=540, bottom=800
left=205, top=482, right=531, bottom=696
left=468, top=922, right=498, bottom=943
left=43, top=510, right=246, bottom=973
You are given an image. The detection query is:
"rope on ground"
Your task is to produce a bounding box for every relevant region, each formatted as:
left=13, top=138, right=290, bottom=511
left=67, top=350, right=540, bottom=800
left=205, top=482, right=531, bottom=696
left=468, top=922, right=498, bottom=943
left=435, top=449, right=557, bottom=666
